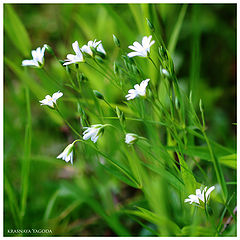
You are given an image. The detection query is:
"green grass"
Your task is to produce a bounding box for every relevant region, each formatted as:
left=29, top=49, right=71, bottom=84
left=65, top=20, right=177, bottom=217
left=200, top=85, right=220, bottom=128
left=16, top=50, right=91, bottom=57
left=4, top=3, right=236, bottom=237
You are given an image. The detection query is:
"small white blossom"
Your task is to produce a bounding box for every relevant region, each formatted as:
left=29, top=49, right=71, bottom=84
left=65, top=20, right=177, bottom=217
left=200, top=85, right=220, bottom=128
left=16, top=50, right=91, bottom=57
left=162, top=68, right=170, bottom=77
left=185, top=186, right=215, bottom=206
left=81, top=39, right=106, bottom=56
left=126, top=79, right=150, bottom=100
left=125, top=133, right=138, bottom=145
left=39, top=91, right=63, bottom=108
left=127, top=35, right=155, bottom=58
left=57, top=143, right=74, bottom=164
left=22, top=45, right=46, bottom=68
left=63, top=41, right=84, bottom=66
left=83, top=124, right=104, bottom=143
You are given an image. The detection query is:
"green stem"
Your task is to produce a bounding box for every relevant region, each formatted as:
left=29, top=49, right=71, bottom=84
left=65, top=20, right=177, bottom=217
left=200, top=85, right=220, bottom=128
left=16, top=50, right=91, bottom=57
left=202, top=130, right=227, bottom=201
left=103, top=99, right=116, bottom=113
left=85, top=61, right=120, bottom=89
left=148, top=56, right=158, bottom=71
left=55, top=106, right=82, bottom=138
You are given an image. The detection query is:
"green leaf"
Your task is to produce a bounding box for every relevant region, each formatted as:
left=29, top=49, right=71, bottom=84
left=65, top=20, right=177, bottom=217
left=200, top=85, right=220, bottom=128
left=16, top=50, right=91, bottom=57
left=167, top=145, right=236, bottom=169
left=4, top=5, right=31, bottom=56
left=218, top=154, right=236, bottom=169
left=99, top=161, right=140, bottom=188
left=203, top=131, right=228, bottom=202
left=125, top=206, right=181, bottom=235
left=20, top=87, right=32, bottom=220
left=141, top=161, right=184, bottom=191
left=43, top=190, right=60, bottom=222
left=178, top=153, right=196, bottom=194
left=4, top=176, right=20, bottom=227
left=168, top=4, right=188, bottom=54
left=179, top=225, right=215, bottom=236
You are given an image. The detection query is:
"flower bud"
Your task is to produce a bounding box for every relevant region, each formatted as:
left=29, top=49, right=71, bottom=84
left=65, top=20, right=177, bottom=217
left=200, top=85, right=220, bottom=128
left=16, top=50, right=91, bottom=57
left=175, top=96, right=180, bottom=110
left=44, top=44, right=54, bottom=55
left=125, top=133, right=138, bottom=145
left=113, top=34, right=120, bottom=47
left=80, top=73, right=88, bottom=82
left=199, top=99, right=204, bottom=112
left=116, top=106, right=125, bottom=127
left=78, top=103, right=87, bottom=127
left=116, top=106, right=121, bottom=119
left=189, top=91, right=193, bottom=103
left=162, top=68, right=170, bottom=77
left=93, top=90, right=105, bottom=100
left=113, top=61, right=119, bottom=75
left=159, top=46, right=167, bottom=59
left=146, top=18, right=155, bottom=32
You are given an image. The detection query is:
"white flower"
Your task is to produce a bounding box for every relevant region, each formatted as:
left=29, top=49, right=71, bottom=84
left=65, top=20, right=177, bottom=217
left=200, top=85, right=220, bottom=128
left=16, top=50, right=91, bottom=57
left=57, top=143, right=74, bottom=164
left=63, top=41, right=84, bottom=66
left=83, top=124, right=104, bottom=143
left=126, top=79, right=150, bottom=100
left=22, top=45, right=46, bottom=68
left=162, top=68, right=170, bottom=77
left=127, top=35, right=155, bottom=58
left=39, top=91, right=63, bottom=108
left=185, top=186, right=215, bottom=206
left=125, top=133, right=138, bottom=145
left=81, top=39, right=106, bottom=56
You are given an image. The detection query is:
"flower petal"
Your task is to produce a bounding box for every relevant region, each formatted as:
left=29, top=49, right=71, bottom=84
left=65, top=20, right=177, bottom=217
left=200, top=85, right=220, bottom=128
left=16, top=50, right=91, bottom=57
left=52, top=91, right=63, bottom=102
left=72, top=41, right=82, bottom=56
left=22, top=60, right=39, bottom=67
left=206, top=186, right=215, bottom=200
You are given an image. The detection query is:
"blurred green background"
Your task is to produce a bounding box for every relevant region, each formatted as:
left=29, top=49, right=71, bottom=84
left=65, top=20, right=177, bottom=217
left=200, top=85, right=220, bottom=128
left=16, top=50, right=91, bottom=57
left=4, top=4, right=236, bottom=236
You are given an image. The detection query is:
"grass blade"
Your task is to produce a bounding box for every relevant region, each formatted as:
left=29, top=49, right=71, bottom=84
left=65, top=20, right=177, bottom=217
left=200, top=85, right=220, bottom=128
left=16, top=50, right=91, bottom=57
left=20, top=86, right=32, bottom=224
left=168, top=4, right=188, bottom=54
left=4, top=4, right=31, bottom=56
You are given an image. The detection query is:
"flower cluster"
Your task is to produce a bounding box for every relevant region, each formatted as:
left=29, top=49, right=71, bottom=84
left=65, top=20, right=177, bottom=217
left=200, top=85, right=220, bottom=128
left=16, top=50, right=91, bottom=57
left=22, top=35, right=156, bottom=164
left=63, top=39, right=106, bottom=65
left=21, top=32, right=217, bottom=209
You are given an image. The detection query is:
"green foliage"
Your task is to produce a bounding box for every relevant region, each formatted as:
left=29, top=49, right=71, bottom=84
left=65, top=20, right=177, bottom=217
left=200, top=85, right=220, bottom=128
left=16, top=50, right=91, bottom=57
left=4, top=3, right=236, bottom=237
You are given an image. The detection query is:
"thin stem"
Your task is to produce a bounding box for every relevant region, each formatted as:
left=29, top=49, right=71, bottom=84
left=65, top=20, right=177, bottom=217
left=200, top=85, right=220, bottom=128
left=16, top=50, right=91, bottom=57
left=103, top=99, right=116, bottom=113
left=55, top=105, right=82, bottom=138
left=41, top=67, right=62, bottom=88
left=148, top=56, right=158, bottom=71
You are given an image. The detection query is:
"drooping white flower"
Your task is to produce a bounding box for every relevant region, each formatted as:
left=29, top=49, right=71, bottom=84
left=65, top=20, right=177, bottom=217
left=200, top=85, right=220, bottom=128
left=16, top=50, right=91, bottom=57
left=127, top=35, right=155, bottom=58
left=63, top=41, right=84, bottom=66
left=22, top=45, right=46, bottom=68
left=185, top=186, right=215, bottom=206
left=57, top=142, right=74, bottom=164
left=81, top=39, right=106, bottom=56
left=126, top=79, right=150, bottom=100
left=83, top=124, right=104, bottom=143
left=125, top=133, right=138, bottom=145
left=39, top=91, right=63, bottom=108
